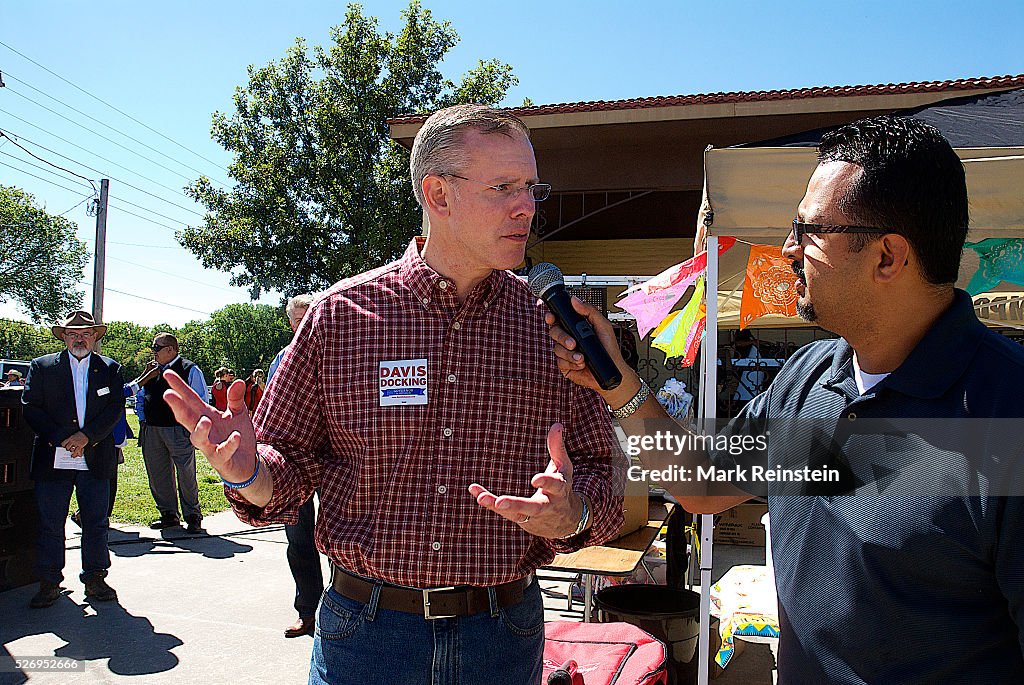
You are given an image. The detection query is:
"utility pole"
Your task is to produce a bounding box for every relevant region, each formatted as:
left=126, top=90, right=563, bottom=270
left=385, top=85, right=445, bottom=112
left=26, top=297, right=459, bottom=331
left=92, top=179, right=109, bottom=351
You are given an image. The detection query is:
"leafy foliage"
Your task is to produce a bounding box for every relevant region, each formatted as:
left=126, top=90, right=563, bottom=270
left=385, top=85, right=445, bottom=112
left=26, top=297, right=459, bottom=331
left=0, top=185, right=89, bottom=322
left=182, top=1, right=518, bottom=297
left=2, top=303, right=291, bottom=385
left=204, top=303, right=292, bottom=377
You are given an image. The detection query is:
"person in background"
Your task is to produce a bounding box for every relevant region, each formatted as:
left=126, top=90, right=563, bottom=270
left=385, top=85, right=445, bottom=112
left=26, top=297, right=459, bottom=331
left=267, top=293, right=320, bottom=638
left=3, top=369, right=25, bottom=387
left=22, top=310, right=124, bottom=608
left=244, top=369, right=266, bottom=415
left=142, top=333, right=209, bottom=533
left=210, top=367, right=233, bottom=412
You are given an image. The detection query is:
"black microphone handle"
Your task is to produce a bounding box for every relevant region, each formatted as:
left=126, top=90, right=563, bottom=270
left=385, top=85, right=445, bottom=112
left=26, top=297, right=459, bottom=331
left=544, top=286, right=622, bottom=391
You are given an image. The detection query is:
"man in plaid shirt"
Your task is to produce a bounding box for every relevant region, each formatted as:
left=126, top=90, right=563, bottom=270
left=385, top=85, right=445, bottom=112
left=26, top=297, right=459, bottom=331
left=165, top=104, right=625, bottom=684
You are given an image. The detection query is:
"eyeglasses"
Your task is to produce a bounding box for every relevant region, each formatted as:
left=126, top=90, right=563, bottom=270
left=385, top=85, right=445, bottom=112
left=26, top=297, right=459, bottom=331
left=443, top=174, right=551, bottom=202
left=791, top=219, right=890, bottom=244
left=151, top=344, right=169, bottom=352
left=65, top=331, right=96, bottom=340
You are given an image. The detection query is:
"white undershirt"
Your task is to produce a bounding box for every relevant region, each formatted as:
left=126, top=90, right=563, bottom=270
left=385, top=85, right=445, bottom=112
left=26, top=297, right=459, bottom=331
left=69, top=352, right=91, bottom=428
left=852, top=355, right=890, bottom=395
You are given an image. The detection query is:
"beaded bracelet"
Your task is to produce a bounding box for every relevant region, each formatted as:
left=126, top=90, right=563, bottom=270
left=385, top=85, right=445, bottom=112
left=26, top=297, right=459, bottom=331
left=222, top=456, right=260, bottom=490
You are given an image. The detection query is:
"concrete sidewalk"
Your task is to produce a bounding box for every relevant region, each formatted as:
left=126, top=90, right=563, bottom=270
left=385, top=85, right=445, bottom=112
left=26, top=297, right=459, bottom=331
left=1, top=511, right=775, bottom=684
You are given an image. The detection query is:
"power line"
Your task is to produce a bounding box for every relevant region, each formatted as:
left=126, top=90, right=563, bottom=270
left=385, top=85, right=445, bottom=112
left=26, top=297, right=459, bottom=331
left=107, top=193, right=197, bottom=226
left=3, top=84, right=223, bottom=187
left=98, top=285, right=212, bottom=316
left=106, top=254, right=239, bottom=294
left=0, top=40, right=231, bottom=174
left=106, top=202, right=181, bottom=233
left=58, top=195, right=93, bottom=216
left=87, top=239, right=184, bottom=250
left=0, top=125, right=207, bottom=218
left=0, top=130, right=97, bottom=191
left=0, top=150, right=95, bottom=192
left=0, top=119, right=205, bottom=212
left=0, top=158, right=93, bottom=196
left=2, top=71, right=231, bottom=186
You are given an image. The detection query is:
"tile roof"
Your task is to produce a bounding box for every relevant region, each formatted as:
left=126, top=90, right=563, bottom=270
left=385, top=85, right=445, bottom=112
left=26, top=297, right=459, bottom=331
left=389, top=74, right=1024, bottom=124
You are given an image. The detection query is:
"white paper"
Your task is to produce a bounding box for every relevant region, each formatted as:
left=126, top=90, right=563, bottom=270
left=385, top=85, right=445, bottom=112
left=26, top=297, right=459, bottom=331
left=54, top=446, right=89, bottom=471
left=96, top=386, right=110, bottom=396
left=379, top=359, right=428, bottom=406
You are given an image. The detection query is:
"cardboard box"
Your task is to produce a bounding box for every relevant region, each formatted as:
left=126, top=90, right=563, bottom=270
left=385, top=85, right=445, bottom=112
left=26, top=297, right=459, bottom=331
left=714, top=503, right=768, bottom=546
left=617, top=475, right=649, bottom=538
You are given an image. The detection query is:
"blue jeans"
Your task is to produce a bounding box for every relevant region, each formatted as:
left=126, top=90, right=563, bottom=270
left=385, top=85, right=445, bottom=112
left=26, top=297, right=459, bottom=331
left=286, top=496, right=324, bottom=617
left=308, top=576, right=545, bottom=685
left=35, top=470, right=111, bottom=584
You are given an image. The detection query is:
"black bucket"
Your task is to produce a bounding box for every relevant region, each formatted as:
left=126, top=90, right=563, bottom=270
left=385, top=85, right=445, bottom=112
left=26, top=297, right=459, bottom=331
left=594, top=585, right=707, bottom=685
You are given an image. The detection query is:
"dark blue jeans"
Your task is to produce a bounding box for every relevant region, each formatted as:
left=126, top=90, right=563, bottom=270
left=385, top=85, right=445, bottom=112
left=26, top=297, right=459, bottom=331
left=308, top=576, right=545, bottom=685
left=35, top=470, right=111, bottom=584
left=285, top=496, right=324, bottom=618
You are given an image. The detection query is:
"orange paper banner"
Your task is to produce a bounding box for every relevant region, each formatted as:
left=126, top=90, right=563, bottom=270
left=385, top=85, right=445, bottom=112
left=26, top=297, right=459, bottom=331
left=739, top=245, right=799, bottom=328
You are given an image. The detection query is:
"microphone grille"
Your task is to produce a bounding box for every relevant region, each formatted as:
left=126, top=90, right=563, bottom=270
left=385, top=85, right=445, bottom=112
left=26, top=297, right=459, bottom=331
left=528, top=262, right=564, bottom=298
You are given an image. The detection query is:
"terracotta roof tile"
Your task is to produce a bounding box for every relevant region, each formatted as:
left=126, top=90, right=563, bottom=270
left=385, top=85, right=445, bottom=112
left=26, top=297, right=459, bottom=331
left=388, top=74, right=1024, bottom=124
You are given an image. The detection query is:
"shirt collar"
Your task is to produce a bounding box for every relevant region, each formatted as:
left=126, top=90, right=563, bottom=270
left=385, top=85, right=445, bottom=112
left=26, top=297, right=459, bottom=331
left=824, top=289, right=985, bottom=400
left=398, top=237, right=505, bottom=314
left=163, top=354, right=182, bottom=370
left=68, top=352, right=92, bottom=368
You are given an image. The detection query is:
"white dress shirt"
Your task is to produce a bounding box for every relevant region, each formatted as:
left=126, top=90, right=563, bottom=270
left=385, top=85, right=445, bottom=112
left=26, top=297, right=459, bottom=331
left=69, top=352, right=91, bottom=429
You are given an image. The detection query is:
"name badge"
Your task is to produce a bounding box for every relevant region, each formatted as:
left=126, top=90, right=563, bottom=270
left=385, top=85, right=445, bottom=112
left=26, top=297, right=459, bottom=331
left=379, top=359, right=428, bottom=406
left=96, top=387, right=110, bottom=396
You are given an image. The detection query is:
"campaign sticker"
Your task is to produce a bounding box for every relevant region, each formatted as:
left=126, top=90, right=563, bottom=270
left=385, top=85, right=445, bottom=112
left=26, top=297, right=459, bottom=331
left=379, top=359, right=428, bottom=406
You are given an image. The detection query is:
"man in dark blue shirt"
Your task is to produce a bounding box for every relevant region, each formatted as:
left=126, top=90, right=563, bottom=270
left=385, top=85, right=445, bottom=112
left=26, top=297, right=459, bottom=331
left=548, top=116, right=1024, bottom=683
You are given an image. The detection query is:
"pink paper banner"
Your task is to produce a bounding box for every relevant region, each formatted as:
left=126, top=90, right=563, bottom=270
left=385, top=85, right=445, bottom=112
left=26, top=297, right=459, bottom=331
left=618, top=237, right=736, bottom=338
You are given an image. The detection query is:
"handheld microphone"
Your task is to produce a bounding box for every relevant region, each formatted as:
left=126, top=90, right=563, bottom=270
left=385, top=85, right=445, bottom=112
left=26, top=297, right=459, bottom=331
left=529, top=262, right=622, bottom=391
left=547, top=659, right=578, bottom=685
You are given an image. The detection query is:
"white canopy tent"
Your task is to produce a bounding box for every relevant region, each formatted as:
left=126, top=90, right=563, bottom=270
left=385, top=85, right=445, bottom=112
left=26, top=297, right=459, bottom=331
left=693, top=144, right=1024, bottom=684
left=704, top=146, right=1024, bottom=328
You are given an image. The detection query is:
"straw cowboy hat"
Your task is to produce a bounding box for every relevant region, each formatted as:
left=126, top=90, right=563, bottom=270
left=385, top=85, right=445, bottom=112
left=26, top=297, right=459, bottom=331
left=51, top=310, right=107, bottom=341
left=5, top=369, right=22, bottom=378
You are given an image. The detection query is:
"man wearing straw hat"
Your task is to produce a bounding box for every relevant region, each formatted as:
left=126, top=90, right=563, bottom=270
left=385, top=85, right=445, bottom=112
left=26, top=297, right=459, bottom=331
left=22, top=310, right=125, bottom=608
left=3, top=369, right=24, bottom=387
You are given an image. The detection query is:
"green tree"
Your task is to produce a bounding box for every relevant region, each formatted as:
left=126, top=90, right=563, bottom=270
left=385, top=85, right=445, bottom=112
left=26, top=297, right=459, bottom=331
left=205, top=303, right=291, bottom=378
left=182, top=1, right=518, bottom=297
left=0, top=186, right=89, bottom=322
left=174, top=319, right=221, bottom=384
left=100, top=321, right=154, bottom=380
left=0, top=318, right=63, bottom=361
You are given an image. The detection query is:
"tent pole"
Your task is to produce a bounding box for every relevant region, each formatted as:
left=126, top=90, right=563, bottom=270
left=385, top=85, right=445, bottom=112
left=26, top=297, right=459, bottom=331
left=697, top=235, right=719, bottom=685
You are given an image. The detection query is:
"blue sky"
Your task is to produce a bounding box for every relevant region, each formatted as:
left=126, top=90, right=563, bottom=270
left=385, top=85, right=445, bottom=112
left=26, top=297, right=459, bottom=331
left=1, top=0, right=1020, bottom=326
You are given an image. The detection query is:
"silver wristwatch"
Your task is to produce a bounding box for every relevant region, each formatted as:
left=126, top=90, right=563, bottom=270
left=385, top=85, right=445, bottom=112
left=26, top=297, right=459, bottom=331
left=609, top=379, right=651, bottom=420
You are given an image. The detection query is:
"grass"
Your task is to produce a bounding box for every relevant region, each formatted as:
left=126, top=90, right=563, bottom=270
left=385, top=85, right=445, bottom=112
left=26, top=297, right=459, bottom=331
left=111, top=413, right=230, bottom=524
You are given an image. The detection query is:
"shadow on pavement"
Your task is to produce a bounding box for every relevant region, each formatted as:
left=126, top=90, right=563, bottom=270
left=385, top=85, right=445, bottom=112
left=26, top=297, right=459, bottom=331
left=0, top=593, right=181, bottom=683
left=104, top=527, right=253, bottom=560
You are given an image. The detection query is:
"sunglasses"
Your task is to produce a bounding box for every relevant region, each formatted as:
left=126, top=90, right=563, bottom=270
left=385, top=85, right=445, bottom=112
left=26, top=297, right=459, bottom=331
left=151, top=344, right=170, bottom=352
left=791, top=219, right=889, bottom=244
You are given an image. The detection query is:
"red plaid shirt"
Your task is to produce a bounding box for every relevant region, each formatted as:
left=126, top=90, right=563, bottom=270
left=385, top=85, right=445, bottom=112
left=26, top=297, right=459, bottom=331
left=228, top=239, right=624, bottom=588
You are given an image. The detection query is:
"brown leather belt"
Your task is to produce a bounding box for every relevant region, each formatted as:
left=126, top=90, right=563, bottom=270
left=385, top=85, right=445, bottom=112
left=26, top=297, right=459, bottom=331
left=331, top=569, right=533, bottom=620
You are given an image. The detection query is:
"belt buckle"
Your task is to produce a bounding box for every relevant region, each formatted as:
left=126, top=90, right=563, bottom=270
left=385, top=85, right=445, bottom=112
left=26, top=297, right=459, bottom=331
left=422, top=586, right=458, bottom=620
